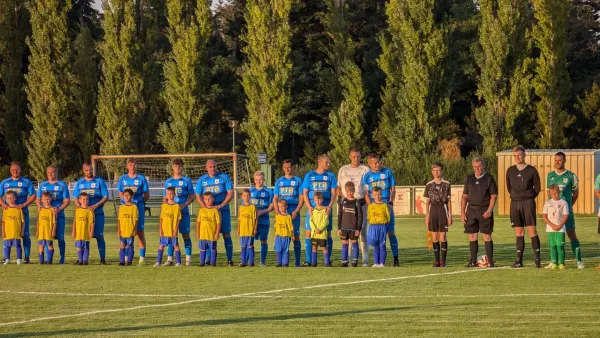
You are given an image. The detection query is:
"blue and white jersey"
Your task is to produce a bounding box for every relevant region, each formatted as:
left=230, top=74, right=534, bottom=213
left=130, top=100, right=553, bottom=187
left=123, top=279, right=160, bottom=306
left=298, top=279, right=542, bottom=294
left=363, top=168, right=396, bottom=203
left=164, top=176, right=194, bottom=215
left=37, top=180, right=70, bottom=215
left=0, top=177, right=35, bottom=214
left=117, top=174, right=149, bottom=205
left=249, top=187, right=273, bottom=224
left=274, top=176, right=303, bottom=206
left=73, top=177, right=109, bottom=213
left=302, top=170, right=337, bottom=207
left=195, top=173, right=233, bottom=210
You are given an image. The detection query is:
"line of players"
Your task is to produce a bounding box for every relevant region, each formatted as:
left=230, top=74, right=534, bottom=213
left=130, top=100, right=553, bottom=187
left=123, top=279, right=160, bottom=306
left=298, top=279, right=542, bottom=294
left=0, top=147, right=594, bottom=268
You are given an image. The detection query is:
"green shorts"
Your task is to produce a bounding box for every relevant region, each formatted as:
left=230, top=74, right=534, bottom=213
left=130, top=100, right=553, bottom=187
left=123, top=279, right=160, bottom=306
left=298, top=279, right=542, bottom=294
left=547, top=232, right=565, bottom=247
left=565, top=212, right=575, bottom=231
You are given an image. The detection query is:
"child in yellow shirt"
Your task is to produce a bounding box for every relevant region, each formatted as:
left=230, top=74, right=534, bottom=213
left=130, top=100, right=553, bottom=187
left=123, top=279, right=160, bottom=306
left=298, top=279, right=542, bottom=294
left=197, top=192, right=221, bottom=266
left=237, top=189, right=257, bottom=267
left=2, top=190, right=25, bottom=265
left=118, top=189, right=139, bottom=266
left=367, top=187, right=390, bottom=268
left=309, top=192, right=331, bottom=267
left=72, top=193, right=95, bottom=265
left=274, top=199, right=294, bottom=267
left=37, top=191, right=56, bottom=264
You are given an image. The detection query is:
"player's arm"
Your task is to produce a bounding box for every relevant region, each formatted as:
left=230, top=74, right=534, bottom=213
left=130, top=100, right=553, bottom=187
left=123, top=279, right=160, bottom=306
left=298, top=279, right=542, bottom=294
left=253, top=213, right=258, bottom=235
left=20, top=213, right=24, bottom=237
left=485, top=195, right=497, bottom=219
left=272, top=194, right=280, bottom=215
left=447, top=191, right=452, bottom=225
left=460, top=194, right=468, bottom=223
left=532, top=169, right=541, bottom=198
left=195, top=193, right=206, bottom=208
left=196, top=217, right=201, bottom=239
left=117, top=218, right=122, bottom=238
left=35, top=189, right=42, bottom=211
left=51, top=215, right=56, bottom=237
left=505, top=170, right=512, bottom=193
left=159, top=217, right=164, bottom=237
left=337, top=200, right=343, bottom=232
left=58, top=195, right=70, bottom=214
left=71, top=212, right=76, bottom=238
left=89, top=220, right=95, bottom=239
left=302, top=188, right=313, bottom=214
left=364, top=188, right=372, bottom=205
left=558, top=211, right=569, bottom=227
left=542, top=213, right=556, bottom=231
left=389, top=186, right=396, bottom=204
left=183, top=194, right=194, bottom=209
left=326, top=187, right=336, bottom=214
left=293, top=193, right=304, bottom=218
left=215, top=221, right=221, bottom=241
left=194, top=181, right=206, bottom=208
left=23, top=193, right=36, bottom=209
left=220, top=189, right=233, bottom=209
left=572, top=189, right=579, bottom=205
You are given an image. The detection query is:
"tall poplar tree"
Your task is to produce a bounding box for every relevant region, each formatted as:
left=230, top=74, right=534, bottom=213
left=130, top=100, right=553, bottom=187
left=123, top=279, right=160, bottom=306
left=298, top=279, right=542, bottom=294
left=241, top=0, right=292, bottom=168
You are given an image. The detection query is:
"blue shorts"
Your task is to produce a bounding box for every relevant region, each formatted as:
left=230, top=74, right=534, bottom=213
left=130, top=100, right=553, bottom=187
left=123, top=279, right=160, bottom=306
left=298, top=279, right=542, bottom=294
left=159, top=236, right=179, bottom=247
left=220, top=208, right=232, bottom=234
left=120, top=237, right=134, bottom=246
left=274, top=236, right=291, bottom=253
left=3, top=239, right=21, bottom=248
left=198, top=240, right=216, bottom=251
left=137, top=203, right=146, bottom=231
left=304, top=211, right=333, bottom=232
left=240, top=236, right=254, bottom=247
left=75, top=240, right=90, bottom=249
left=367, top=224, right=387, bottom=247
left=386, top=204, right=395, bottom=232
left=93, top=212, right=105, bottom=238
left=54, top=214, right=66, bottom=240
left=179, top=213, right=191, bottom=235
left=255, top=224, right=270, bottom=241
left=37, top=240, right=53, bottom=246
left=287, top=205, right=300, bottom=237
left=23, top=211, right=30, bottom=238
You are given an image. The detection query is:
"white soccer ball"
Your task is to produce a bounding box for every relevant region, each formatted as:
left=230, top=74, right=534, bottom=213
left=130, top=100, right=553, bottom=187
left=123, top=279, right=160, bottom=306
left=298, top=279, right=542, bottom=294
left=476, top=255, right=489, bottom=267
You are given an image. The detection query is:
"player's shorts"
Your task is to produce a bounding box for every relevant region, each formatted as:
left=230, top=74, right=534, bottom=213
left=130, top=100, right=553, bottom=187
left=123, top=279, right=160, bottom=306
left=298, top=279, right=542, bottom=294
left=159, top=236, right=179, bottom=247
left=3, top=239, right=21, bottom=248
left=54, top=215, right=66, bottom=240
left=198, top=240, right=216, bottom=251
left=565, top=212, right=575, bottom=231
left=137, top=203, right=146, bottom=231
left=93, top=212, right=105, bottom=238
left=547, top=231, right=565, bottom=247
left=367, top=224, right=387, bottom=247
left=75, top=240, right=90, bottom=249
left=219, top=208, right=232, bottom=234
left=255, top=223, right=270, bottom=241
left=464, top=206, right=494, bottom=234
left=386, top=203, right=395, bottom=233
left=510, top=199, right=537, bottom=227
left=311, top=238, right=327, bottom=248
left=287, top=204, right=300, bottom=237
left=239, top=236, right=254, bottom=247
left=179, top=213, right=191, bottom=235
left=274, top=236, right=291, bottom=253
left=304, top=211, right=333, bottom=232
left=120, top=236, right=134, bottom=246
left=428, top=204, right=449, bottom=232
left=37, top=240, right=53, bottom=247
left=339, top=229, right=359, bottom=241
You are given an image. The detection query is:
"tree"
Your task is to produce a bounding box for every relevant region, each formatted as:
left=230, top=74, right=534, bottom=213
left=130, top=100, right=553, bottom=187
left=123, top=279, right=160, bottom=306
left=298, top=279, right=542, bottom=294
left=25, top=0, right=71, bottom=180
left=241, top=0, right=292, bottom=168
left=475, top=0, right=532, bottom=157
left=159, top=0, right=212, bottom=153
left=577, top=82, right=600, bottom=147
left=531, top=0, right=572, bottom=148
left=96, top=0, right=144, bottom=156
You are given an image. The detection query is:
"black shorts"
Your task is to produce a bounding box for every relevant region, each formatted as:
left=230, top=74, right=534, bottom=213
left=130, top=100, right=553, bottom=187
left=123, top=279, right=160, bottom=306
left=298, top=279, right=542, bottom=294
left=428, top=204, right=449, bottom=232
left=464, top=206, right=494, bottom=234
left=510, top=199, right=536, bottom=227
left=339, top=229, right=359, bottom=241
left=311, top=239, right=327, bottom=248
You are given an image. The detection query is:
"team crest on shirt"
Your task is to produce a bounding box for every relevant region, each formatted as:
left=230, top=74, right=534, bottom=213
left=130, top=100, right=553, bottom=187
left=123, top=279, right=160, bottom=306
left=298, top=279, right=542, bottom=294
left=134, top=180, right=139, bottom=185
left=179, top=181, right=183, bottom=186
left=215, top=179, right=220, bottom=184
left=17, top=182, right=22, bottom=187
left=380, top=174, right=385, bottom=179
left=54, top=186, right=59, bottom=191
left=291, top=181, right=296, bottom=186
left=91, top=183, right=96, bottom=188
left=323, top=177, right=328, bottom=181
left=563, top=178, right=568, bottom=183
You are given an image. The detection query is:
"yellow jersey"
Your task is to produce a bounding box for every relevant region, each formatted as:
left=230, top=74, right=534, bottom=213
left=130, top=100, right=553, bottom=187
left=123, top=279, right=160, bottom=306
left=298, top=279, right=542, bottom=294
left=275, top=214, right=293, bottom=237
left=310, top=207, right=329, bottom=240
left=197, top=207, right=220, bottom=240
left=238, top=204, right=257, bottom=237
left=37, top=207, right=56, bottom=241
left=2, top=207, right=24, bottom=239
left=368, top=202, right=390, bottom=225
left=118, top=204, right=139, bottom=237
left=74, top=207, right=94, bottom=241
left=160, top=203, right=182, bottom=237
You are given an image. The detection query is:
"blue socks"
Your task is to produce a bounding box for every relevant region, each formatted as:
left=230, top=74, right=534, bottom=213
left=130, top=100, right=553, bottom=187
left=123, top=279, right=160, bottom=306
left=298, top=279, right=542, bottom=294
left=305, top=238, right=312, bottom=263
left=240, top=246, right=247, bottom=265
left=96, top=238, right=106, bottom=260
left=184, top=238, right=192, bottom=257
left=352, top=242, right=359, bottom=261
left=127, top=247, right=134, bottom=263
left=260, top=243, right=268, bottom=264
left=342, top=243, right=349, bottom=262
left=380, top=245, right=387, bottom=265
left=3, top=246, right=9, bottom=260
left=324, top=251, right=331, bottom=265
left=139, top=248, right=146, bottom=259
left=167, top=245, right=174, bottom=257
left=48, top=248, right=54, bottom=263
left=248, top=247, right=255, bottom=265
left=22, top=236, right=30, bottom=259
left=311, top=251, right=317, bottom=266
left=119, top=248, right=125, bottom=263
left=224, top=236, right=233, bottom=261
left=327, top=237, right=333, bottom=256
left=277, top=252, right=282, bottom=266
left=58, top=239, right=65, bottom=264
left=283, top=250, right=289, bottom=266
left=389, top=234, right=399, bottom=257
left=83, top=244, right=90, bottom=263
left=77, top=249, right=83, bottom=263
left=293, top=240, right=301, bottom=267
left=373, top=246, right=379, bottom=265
left=157, top=248, right=164, bottom=264
left=200, top=250, right=206, bottom=265
left=38, top=252, right=44, bottom=264
left=175, top=250, right=181, bottom=264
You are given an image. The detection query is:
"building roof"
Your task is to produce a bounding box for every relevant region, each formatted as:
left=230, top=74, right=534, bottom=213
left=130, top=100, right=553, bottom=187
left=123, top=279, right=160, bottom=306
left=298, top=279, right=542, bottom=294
left=497, top=149, right=600, bottom=155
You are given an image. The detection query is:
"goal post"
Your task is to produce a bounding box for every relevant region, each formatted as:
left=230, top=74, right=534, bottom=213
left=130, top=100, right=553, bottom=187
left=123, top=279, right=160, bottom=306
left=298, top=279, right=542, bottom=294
left=90, top=153, right=251, bottom=215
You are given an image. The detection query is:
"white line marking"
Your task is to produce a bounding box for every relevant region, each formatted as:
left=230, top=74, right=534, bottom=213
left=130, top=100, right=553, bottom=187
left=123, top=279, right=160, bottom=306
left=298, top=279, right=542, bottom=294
left=0, top=267, right=504, bottom=327
left=0, top=291, right=208, bottom=298
left=239, top=293, right=600, bottom=299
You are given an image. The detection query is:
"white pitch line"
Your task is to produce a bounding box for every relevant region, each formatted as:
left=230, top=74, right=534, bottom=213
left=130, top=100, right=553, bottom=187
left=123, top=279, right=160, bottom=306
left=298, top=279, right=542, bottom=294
left=0, top=267, right=504, bottom=327
left=239, top=293, right=600, bottom=299
left=0, top=290, right=209, bottom=298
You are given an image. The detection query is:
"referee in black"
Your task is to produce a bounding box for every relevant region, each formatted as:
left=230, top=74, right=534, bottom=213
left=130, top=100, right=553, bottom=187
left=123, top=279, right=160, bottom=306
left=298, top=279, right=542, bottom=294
left=506, top=146, right=541, bottom=268
left=461, top=157, right=497, bottom=267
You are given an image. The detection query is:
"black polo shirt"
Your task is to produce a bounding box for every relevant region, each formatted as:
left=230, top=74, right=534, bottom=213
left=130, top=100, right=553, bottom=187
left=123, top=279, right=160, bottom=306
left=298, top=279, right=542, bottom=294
left=463, top=172, right=498, bottom=207
left=506, top=165, right=540, bottom=201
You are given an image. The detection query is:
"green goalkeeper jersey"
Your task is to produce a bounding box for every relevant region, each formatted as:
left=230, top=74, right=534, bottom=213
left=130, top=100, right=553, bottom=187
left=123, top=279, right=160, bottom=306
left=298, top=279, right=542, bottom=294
left=547, top=170, right=578, bottom=206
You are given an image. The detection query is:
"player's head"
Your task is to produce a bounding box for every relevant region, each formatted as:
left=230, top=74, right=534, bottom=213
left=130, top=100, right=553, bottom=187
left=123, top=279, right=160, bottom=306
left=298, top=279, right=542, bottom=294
left=548, top=184, right=560, bottom=200
left=241, top=188, right=251, bottom=203
left=554, top=152, right=566, bottom=170
left=41, top=191, right=52, bottom=206
left=205, top=160, right=217, bottom=176
left=512, top=146, right=526, bottom=165
left=46, top=165, right=57, bottom=181
left=349, top=148, right=362, bottom=167
left=123, top=188, right=134, bottom=202
left=431, top=162, right=443, bottom=179
left=282, top=159, right=293, bottom=176
left=78, top=192, right=89, bottom=207
left=367, top=153, right=381, bottom=172
left=165, top=186, right=175, bottom=201
left=472, top=157, right=485, bottom=176
left=171, top=159, right=184, bottom=176
left=317, top=154, right=331, bottom=171
left=253, top=171, right=265, bottom=188
left=9, top=161, right=21, bottom=178
left=278, top=199, right=288, bottom=213
left=372, top=186, right=382, bottom=202
left=82, top=162, right=93, bottom=179
left=314, top=191, right=324, bottom=206
left=5, top=190, right=17, bottom=204
left=203, top=191, right=214, bottom=206
left=344, top=181, right=355, bottom=198
left=126, top=157, right=137, bottom=173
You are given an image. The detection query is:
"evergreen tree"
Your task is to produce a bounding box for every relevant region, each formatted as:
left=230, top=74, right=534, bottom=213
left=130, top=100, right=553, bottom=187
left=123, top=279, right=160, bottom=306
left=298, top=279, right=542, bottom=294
left=532, top=0, right=572, bottom=148
left=577, top=82, right=600, bottom=147
left=475, top=0, right=532, bottom=157
left=24, top=0, right=72, bottom=180
left=159, top=0, right=212, bottom=153
left=241, top=0, right=292, bottom=168
left=96, top=0, right=144, bottom=156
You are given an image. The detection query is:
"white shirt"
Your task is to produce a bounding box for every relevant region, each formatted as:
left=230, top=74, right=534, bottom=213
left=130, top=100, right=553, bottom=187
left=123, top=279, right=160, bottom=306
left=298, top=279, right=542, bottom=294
left=543, top=199, right=569, bottom=233
left=337, top=164, right=370, bottom=199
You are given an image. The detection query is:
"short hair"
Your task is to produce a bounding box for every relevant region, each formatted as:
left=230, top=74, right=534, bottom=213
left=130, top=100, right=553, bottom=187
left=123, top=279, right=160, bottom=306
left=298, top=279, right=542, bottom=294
left=278, top=199, right=288, bottom=207
left=344, top=181, right=356, bottom=192
left=46, top=165, right=57, bottom=171
left=78, top=192, right=89, bottom=198
left=202, top=192, right=214, bottom=198
left=317, top=154, right=330, bottom=161
left=242, top=188, right=251, bottom=195
left=282, top=159, right=293, bottom=165
left=555, top=151, right=566, bottom=160
left=41, top=191, right=52, bottom=198
left=472, top=157, right=486, bottom=167
left=314, top=192, right=324, bottom=200
left=172, top=158, right=184, bottom=166
left=254, top=171, right=265, bottom=178
left=126, top=157, right=137, bottom=164
left=123, top=188, right=134, bottom=195
left=548, top=184, right=560, bottom=193
left=512, top=145, right=525, bottom=153
left=165, top=186, right=175, bottom=193
left=5, top=190, right=16, bottom=197
left=372, top=186, right=382, bottom=193
left=9, top=161, right=21, bottom=168
left=432, top=162, right=444, bottom=170
left=367, top=153, right=379, bottom=160
left=349, top=148, right=361, bottom=154
left=82, top=162, right=92, bottom=167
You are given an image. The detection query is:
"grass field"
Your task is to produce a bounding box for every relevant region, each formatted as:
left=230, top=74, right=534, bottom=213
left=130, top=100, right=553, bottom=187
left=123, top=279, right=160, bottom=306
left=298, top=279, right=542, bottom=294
left=1, top=205, right=600, bottom=337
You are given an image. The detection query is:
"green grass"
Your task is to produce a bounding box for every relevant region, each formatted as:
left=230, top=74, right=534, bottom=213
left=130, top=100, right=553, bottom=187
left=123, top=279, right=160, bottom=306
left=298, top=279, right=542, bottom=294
left=1, top=205, right=600, bottom=337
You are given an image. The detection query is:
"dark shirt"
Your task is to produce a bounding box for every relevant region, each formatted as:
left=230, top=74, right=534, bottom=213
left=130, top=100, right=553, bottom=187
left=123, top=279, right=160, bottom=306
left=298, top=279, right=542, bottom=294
left=424, top=180, right=451, bottom=205
left=337, top=198, right=362, bottom=231
left=506, top=165, right=541, bottom=201
left=463, top=173, right=498, bottom=207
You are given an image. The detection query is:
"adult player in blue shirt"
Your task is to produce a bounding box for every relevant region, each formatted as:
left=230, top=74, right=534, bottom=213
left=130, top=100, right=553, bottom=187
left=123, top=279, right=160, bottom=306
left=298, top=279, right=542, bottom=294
left=195, top=159, right=234, bottom=266
left=249, top=171, right=274, bottom=267
left=363, top=153, right=399, bottom=266
left=163, top=158, right=195, bottom=266
left=117, top=158, right=150, bottom=265
left=302, top=154, right=337, bottom=266
left=73, top=162, right=109, bottom=264
left=0, top=161, right=36, bottom=263
left=36, top=166, right=70, bottom=264
left=273, top=159, right=304, bottom=267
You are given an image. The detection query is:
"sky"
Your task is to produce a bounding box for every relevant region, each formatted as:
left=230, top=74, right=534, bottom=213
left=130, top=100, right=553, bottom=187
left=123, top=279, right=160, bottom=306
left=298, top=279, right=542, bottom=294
left=92, top=0, right=222, bottom=12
